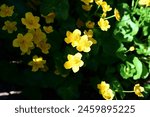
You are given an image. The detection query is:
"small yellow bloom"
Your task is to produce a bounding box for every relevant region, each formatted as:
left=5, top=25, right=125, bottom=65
left=101, top=12, right=107, bottom=18
left=81, top=0, right=94, bottom=5
left=42, top=12, right=56, bottom=24
left=85, top=21, right=95, bottom=28
left=76, top=35, right=93, bottom=52
left=97, top=81, right=114, bottom=100
left=28, top=55, right=46, bottom=72
left=0, top=4, right=14, bottom=17
left=65, top=29, right=81, bottom=47
left=95, top=0, right=103, bottom=6
left=139, top=0, right=150, bottom=6
left=36, top=39, right=51, bottom=54
left=64, top=53, right=84, bottom=73
left=29, top=28, right=46, bottom=45
left=134, top=84, right=145, bottom=97
left=43, top=26, right=53, bottom=34
left=13, top=33, right=34, bottom=55
left=129, top=46, right=135, bottom=51
left=21, top=12, right=40, bottom=29
left=101, top=1, right=112, bottom=13
left=114, top=8, right=121, bottom=21
left=82, top=4, right=93, bottom=11
left=98, top=18, right=110, bottom=31
left=84, top=30, right=97, bottom=44
left=2, top=20, right=17, bottom=33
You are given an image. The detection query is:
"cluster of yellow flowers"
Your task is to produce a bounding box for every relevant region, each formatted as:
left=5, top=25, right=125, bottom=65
left=0, top=4, right=17, bottom=33
left=1, top=3, right=55, bottom=72
left=97, top=81, right=145, bottom=100
left=64, top=29, right=96, bottom=73
left=13, top=11, right=55, bottom=71
left=81, top=0, right=120, bottom=31
left=12, top=12, right=52, bottom=55
left=139, top=0, right=150, bottom=6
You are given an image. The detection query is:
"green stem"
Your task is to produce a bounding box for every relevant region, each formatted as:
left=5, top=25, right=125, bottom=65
left=105, top=15, right=115, bottom=20
left=132, top=0, right=135, bottom=7
left=122, top=91, right=134, bottom=93
left=133, top=0, right=139, bottom=10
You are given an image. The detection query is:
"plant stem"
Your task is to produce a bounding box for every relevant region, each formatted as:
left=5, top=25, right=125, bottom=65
left=105, top=15, right=115, bottom=20
left=122, top=90, right=134, bottom=93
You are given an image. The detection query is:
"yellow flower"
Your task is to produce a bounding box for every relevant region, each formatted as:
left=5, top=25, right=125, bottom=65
left=114, top=8, right=120, bottom=21
left=76, top=35, right=93, bottom=52
left=139, top=0, right=150, bottom=6
left=134, top=84, right=145, bottom=97
left=81, top=0, right=94, bottom=5
left=29, top=28, right=46, bottom=45
left=28, top=55, right=46, bottom=72
left=84, top=30, right=97, bottom=44
left=21, top=12, right=40, bottom=29
left=82, top=4, right=93, bottom=11
left=97, top=81, right=114, bottom=100
left=101, top=12, right=107, bottom=18
left=0, top=4, right=14, bottom=17
left=2, top=20, right=17, bottom=33
left=42, top=12, right=56, bottom=24
left=98, top=18, right=110, bottom=31
left=95, top=0, right=103, bottom=6
left=65, top=29, right=81, bottom=47
left=85, top=21, right=95, bottom=28
left=101, top=1, right=112, bottom=13
left=64, top=53, right=84, bottom=73
left=129, top=46, right=135, bottom=51
left=43, top=26, right=53, bottom=34
left=36, top=39, right=51, bottom=54
left=13, top=33, right=34, bottom=55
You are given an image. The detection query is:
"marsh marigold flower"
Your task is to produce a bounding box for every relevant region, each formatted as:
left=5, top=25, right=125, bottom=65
left=97, top=81, right=114, bottom=100
left=36, top=39, right=51, bottom=54
left=86, top=21, right=95, bottom=28
left=82, top=4, right=93, bottom=11
left=0, top=4, right=14, bottom=17
left=84, top=30, right=97, bottom=44
left=42, top=12, right=55, bottom=24
left=65, top=29, right=81, bottom=47
left=95, top=0, right=103, bottom=6
left=29, top=28, right=46, bottom=45
left=76, top=35, right=93, bottom=52
left=43, top=26, right=53, bottom=34
left=21, top=12, right=40, bottom=29
left=98, top=18, right=110, bottom=31
left=134, top=84, right=145, bottom=97
left=139, top=0, right=150, bottom=6
left=114, top=8, right=120, bottom=21
left=28, top=55, right=46, bottom=72
left=64, top=53, right=84, bottom=73
left=2, top=20, right=17, bottom=33
left=101, top=1, right=112, bottom=13
left=13, top=33, right=34, bottom=55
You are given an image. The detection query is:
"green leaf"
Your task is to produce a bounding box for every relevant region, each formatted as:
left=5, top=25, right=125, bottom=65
left=120, top=61, right=136, bottom=79
left=141, top=63, right=149, bottom=79
left=133, top=57, right=143, bottom=80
